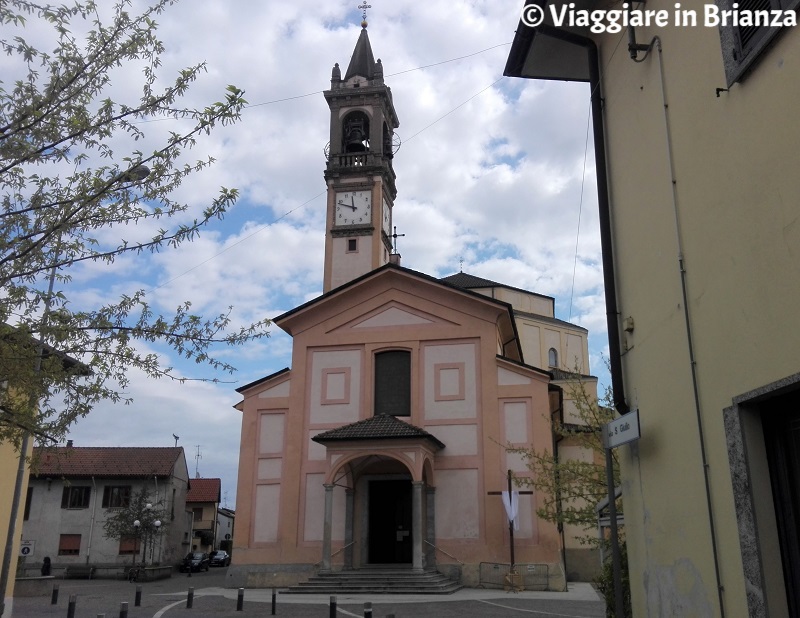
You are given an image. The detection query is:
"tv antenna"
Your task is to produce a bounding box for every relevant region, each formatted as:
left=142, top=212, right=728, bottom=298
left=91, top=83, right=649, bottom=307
left=194, top=445, right=202, bottom=478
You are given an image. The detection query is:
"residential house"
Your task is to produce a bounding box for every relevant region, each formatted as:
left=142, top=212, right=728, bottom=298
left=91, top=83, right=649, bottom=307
left=186, top=477, right=221, bottom=553
left=505, top=1, right=800, bottom=615
left=229, top=23, right=601, bottom=590
left=217, top=506, right=235, bottom=554
left=22, top=445, right=190, bottom=574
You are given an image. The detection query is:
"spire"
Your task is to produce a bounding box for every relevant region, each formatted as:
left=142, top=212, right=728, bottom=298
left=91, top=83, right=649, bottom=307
left=344, top=27, right=376, bottom=82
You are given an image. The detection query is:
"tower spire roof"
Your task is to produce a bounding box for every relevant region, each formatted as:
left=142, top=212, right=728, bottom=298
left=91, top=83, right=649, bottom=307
left=344, top=27, right=376, bottom=82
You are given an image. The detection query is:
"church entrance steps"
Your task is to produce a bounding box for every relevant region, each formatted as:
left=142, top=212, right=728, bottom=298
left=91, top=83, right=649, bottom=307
left=284, top=567, right=462, bottom=595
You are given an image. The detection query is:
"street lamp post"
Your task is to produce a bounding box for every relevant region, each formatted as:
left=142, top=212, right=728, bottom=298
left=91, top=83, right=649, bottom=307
left=132, top=503, right=161, bottom=568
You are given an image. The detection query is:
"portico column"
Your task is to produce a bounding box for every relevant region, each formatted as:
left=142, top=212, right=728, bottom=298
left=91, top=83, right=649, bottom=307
left=412, top=481, right=424, bottom=572
left=321, top=484, right=334, bottom=572
left=426, top=486, right=436, bottom=568
left=344, top=488, right=354, bottom=570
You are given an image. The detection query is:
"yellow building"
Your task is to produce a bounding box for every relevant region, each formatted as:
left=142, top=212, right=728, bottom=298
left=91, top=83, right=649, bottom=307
left=506, top=1, right=800, bottom=616
left=0, top=440, right=30, bottom=617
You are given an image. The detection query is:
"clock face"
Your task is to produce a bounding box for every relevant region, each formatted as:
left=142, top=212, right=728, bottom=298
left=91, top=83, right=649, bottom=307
left=335, top=190, right=372, bottom=226
left=382, top=197, right=391, bottom=235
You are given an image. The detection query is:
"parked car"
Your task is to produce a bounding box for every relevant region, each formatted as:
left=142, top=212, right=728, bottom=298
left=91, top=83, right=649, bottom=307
left=179, top=552, right=210, bottom=572
left=209, top=550, right=231, bottom=567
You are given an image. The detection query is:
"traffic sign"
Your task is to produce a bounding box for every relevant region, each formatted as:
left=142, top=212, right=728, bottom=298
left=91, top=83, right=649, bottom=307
left=603, top=409, right=641, bottom=449
left=19, top=540, right=34, bottom=557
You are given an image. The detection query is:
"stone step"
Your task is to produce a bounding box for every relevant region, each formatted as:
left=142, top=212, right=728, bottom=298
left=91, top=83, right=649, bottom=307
left=284, top=568, right=462, bottom=595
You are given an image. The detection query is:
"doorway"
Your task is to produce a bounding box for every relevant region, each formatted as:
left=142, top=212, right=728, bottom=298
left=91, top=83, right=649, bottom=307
left=368, top=479, right=412, bottom=564
left=763, top=391, right=800, bottom=616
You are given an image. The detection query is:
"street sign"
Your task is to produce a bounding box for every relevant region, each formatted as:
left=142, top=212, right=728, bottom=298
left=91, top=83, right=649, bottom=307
left=19, top=540, right=34, bottom=557
left=604, top=409, right=641, bottom=449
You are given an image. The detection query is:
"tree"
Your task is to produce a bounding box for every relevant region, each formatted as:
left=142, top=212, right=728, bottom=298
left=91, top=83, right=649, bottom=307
left=0, top=0, right=270, bottom=446
left=508, top=374, right=619, bottom=544
left=102, top=489, right=168, bottom=566
left=508, top=372, right=630, bottom=616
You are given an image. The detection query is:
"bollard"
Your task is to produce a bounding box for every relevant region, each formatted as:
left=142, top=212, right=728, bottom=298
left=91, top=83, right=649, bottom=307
left=329, top=595, right=337, bottom=618
left=67, top=594, right=77, bottom=618
left=119, top=601, right=128, bottom=618
left=236, top=587, right=244, bottom=611
left=134, top=584, right=142, bottom=607
left=364, top=600, right=373, bottom=617
left=271, top=587, right=277, bottom=615
left=187, top=586, right=194, bottom=609
left=51, top=583, right=59, bottom=605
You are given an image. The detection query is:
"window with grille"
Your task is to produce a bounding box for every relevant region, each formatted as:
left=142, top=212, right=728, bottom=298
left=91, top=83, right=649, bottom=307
left=102, top=485, right=131, bottom=508
left=374, top=350, right=411, bottom=416
left=61, top=486, right=91, bottom=509
left=58, top=534, right=81, bottom=556
left=718, top=0, right=800, bottom=85
left=118, top=536, right=141, bottom=555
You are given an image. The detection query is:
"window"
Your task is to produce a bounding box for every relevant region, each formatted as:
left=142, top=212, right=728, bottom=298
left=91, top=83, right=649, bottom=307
left=718, top=0, right=800, bottom=86
left=193, top=507, right=204, bottom=522
left=102, top=485, right=131, bottom=508
left=61, top=486, right=91, bottom=509
left=58, top=534, right=81, bottom=556
left=548, top=348, right=558, bottom=368
left=374, top=350, right=411, bottom=416
left=118, top=536, right=141, bottom=555
left=347, top=238, right=357, bottom=252
left=23, top=487, right=32, bottom=521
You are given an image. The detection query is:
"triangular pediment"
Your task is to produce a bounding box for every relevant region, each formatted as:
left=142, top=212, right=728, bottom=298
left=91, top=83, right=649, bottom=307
left=337, top=301, right=458, bottom=332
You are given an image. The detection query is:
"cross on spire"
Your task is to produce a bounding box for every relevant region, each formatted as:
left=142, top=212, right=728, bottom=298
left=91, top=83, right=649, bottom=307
left=391, top=226, right=405, bottom=254
left=358, top=2, right=371, bottom=27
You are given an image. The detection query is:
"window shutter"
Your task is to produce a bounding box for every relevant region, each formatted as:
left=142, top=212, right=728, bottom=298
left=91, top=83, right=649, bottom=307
left=102, top=486, right=110, bottom=508
left=61, top=487, right=69, bottom=508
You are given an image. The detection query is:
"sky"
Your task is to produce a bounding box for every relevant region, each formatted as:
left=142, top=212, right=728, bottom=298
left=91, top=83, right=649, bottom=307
left=31, top=0, right=606, bottom=510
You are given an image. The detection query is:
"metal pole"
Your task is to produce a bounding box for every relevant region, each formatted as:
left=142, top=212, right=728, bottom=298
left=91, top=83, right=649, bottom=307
left=271, top=587, right=276, bottom=615
left=236, top=587, right=244, bottom=611
left=134, top=584, right=142, bottom=607
left=329, top=595, right=337, bottom=618
left=605, top=447, right=624, bottom=617
left=119, top=601, right=128, bottom=618
left=363, top=601, right=372, bottom=618
left=186, top=586, right=194, bottom=609
left=67, top=594, right=77, bottom=618
left=507, top=470, right=515, bottom=572
left=51, top=583, right=59, bottom=605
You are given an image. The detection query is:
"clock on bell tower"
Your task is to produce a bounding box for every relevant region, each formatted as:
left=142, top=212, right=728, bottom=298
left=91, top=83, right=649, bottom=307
left=322, top=21, right=399, bottom=293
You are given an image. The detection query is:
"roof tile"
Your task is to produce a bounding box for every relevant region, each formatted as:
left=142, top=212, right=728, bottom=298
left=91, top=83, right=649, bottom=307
left=187, top=478, right=221, bottom=503
left=313, top=415, right=445, bottom=449
left=32, top=446, right=183, bottom=478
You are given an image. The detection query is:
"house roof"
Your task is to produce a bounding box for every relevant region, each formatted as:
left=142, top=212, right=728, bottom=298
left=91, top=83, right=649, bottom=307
left=441, top=271, right=555, bottom=303
left=186, top=477, right=221, bottom=503
left=312, top=415, right=445, bottom=450
left=32, top=446, right=184, bottom=479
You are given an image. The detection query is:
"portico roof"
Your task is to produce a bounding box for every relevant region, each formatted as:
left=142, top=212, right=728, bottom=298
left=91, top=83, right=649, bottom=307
left=312, top=414, right=445, bottom=450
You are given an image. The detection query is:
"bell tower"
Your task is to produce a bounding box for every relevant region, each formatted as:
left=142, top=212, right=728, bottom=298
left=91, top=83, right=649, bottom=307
left=322, top=20, right=399, bottom=293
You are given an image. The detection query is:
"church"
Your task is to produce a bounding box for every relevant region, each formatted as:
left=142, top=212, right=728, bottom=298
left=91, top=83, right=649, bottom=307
left=229, top=21, right=598, bottom=590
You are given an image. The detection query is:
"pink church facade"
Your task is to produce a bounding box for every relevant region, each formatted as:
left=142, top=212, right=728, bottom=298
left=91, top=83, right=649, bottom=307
left=230, top=266, right=565, bottom=588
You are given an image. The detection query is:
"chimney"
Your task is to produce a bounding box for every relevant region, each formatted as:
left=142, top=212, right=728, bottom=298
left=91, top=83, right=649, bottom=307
left=389, top=253, right=401, bottom=266
left=66, top=440, right=73, bottom=448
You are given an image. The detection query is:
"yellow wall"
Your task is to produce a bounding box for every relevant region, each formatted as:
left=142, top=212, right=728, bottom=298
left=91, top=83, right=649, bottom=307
left=594, top=5, right=800, bottom=615
left=0, top=439, right=31, bottom=610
